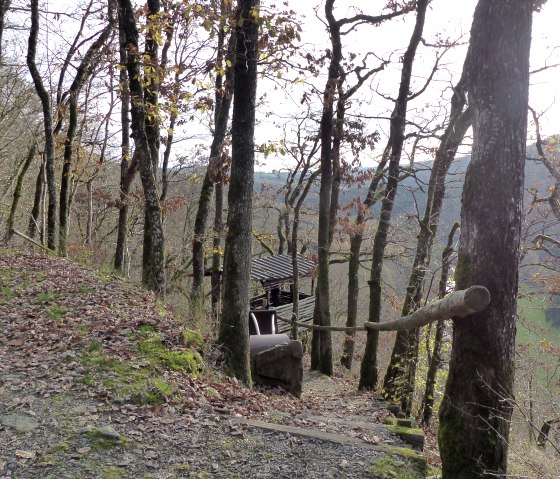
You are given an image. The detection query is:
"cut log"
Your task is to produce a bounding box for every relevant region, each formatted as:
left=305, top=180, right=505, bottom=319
left=365, top=286, right=490, bottom=332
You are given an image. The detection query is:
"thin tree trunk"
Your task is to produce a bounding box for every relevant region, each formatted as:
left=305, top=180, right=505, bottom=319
left=359, top=0, right=428, bottom=390
left=311, top=0, right=341, bottom=375
left=114, top=18, right=134, bottom=274
left=27, top=0, right=56, bottom=251
left=27, top=154, right=45, bottom=239
left=4, top=143, right=36, bottom=243
left=218, top=0, right=259, bottom=386
left=211, top=182, right=224, bottom=321
left=157, top=6, right=175, bottom=211
left=119, top=0, right=166, bottom=296
left=383, top=77, right=471, bottom=409
left=141, top=0, right=162, bottom=281
left=438, top=2, right=532, bottom=477
left=85, top=178, right=94, bottom=246
left=420, top=221, right=459, bottom=425
left=341, top=144, right=390, bottom=368
left=192, top=21, right=235, bottom=303
left=58, top=5, right=114, bottom=256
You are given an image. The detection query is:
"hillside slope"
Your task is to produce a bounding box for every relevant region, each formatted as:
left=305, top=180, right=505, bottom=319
left=0, top=251, right=429, bottom=479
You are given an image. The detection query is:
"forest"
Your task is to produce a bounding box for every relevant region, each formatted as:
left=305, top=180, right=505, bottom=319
left=0, top=0, right=559, bottom=478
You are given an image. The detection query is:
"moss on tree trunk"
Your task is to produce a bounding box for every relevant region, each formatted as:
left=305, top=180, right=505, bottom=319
left=438, top=2, right=532, bottom=477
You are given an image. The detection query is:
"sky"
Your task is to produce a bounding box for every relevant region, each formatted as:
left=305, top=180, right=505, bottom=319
left=10, top=0, right=560, bottom=172
left=256, top=0, right=560, bottom=170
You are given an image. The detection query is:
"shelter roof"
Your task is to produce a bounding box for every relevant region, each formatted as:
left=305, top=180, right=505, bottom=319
left=250, top=254, right=316, bottom=287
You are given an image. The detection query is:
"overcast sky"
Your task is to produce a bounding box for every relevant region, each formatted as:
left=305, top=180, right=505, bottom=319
left=257, top=0, right=560, bottom=170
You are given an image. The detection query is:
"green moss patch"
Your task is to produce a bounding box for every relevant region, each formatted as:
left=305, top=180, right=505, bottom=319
left=370, top=456, right=424, bottom=479
left=182, top=328, right=206, bottom=354
left=87, top=430, right=123, bottom=450
left=101, top=466, right=124, bottom=479
left=80, top=352, right=173, bottom=405
left=383, top=417, right=425, bottom=450
left=386, top=446, right=427, bottom=474
left=79, top=330, right=202, bottom=405
left=47, top=304, right=67, bottom=321
left=137, top=333, right=203, bottom=374
left=0, top=286, right=17, bottom=304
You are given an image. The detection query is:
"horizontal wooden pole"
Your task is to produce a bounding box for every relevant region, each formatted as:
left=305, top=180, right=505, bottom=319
left=276, top=286, right=490, bottom=333
left=364, top=285, right=490, bottom=332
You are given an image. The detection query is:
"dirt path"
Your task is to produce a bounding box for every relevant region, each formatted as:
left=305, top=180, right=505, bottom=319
left=0, top=252, right=430, bottom=478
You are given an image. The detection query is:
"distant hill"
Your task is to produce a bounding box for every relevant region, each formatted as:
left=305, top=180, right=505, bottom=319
left=255, top=148, right=551, bottom=235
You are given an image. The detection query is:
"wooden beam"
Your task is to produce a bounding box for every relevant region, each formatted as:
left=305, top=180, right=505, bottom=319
left=275, top=286, right=490, bottom=333
left=364, top=286, right=490, bottom=332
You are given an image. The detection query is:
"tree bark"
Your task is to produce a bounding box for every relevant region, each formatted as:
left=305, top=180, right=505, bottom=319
left=118, top=0, right=166, bottom=296
left=218, top=0, right=259, bottom=386
left=359, top=0, right=428, bottom=390
left=141, top=0, right=162, bottom=281
left=438, top=2, right=532, bottom=477
left=211, top=182, right=224, bottom=321
left=27, top=0, right=56, bottom=251
left=311, top=0, right=341, bottom=375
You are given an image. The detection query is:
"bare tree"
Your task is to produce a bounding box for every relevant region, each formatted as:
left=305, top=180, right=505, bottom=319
left=58, top=0, right=116, bottom=256
left=312, top=0, right=412, bottom=376
left=382, top=73, right=471, bottom=412
left=27, top=0, right=56, bottom=250
left=359, top=0, right=429, bottom=389
left=118, top=0, right=166, bottom=296
left=192, top=6, right=235, bottom=303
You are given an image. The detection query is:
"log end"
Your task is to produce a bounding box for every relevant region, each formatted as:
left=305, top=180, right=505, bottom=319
left=463, top=285, right=491, bottom=312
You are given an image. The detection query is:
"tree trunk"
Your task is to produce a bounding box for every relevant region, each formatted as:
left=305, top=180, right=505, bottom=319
left=211, top=182, right=224, bottom=321
left=341, top=153, right=388, bottom=368
left=420, top=222, right=459, bottom=425
left=118, top=0, right=166, bottom=296
left=141, top=0, right=162, bottom=282
left=359, top=0, right=428, bottom=390
left=192, top=22, right=235, bottom=304
left=27, top=154, right=45, bottom=240
left=27, top=0, right=56, bottom=251
left=114, top=19, right=135, bottom=274
left=438, top=2, right=532, bottom=477
left=311, top=0, right=341, bottom=375
left=58, top=8, right=114, bottom=256
left=383, top=78, right=471, bottom=410
left=4, top=143, right=36, bottom=243
left=218, top=0, right=259, bottom=386
left=85, top=178, right=94, bottom=246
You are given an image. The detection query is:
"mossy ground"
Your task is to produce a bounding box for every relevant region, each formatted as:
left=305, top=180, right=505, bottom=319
left=370, top=455, right=424, bottom=479
left=79, top=327, right=204, bottom=405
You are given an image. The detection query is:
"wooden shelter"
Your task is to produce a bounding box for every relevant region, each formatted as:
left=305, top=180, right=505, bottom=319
left=249, top=254, right=316, bottom=334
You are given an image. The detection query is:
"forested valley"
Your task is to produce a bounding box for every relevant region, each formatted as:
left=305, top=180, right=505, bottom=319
left=0, top=0, right=559, bottom=478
